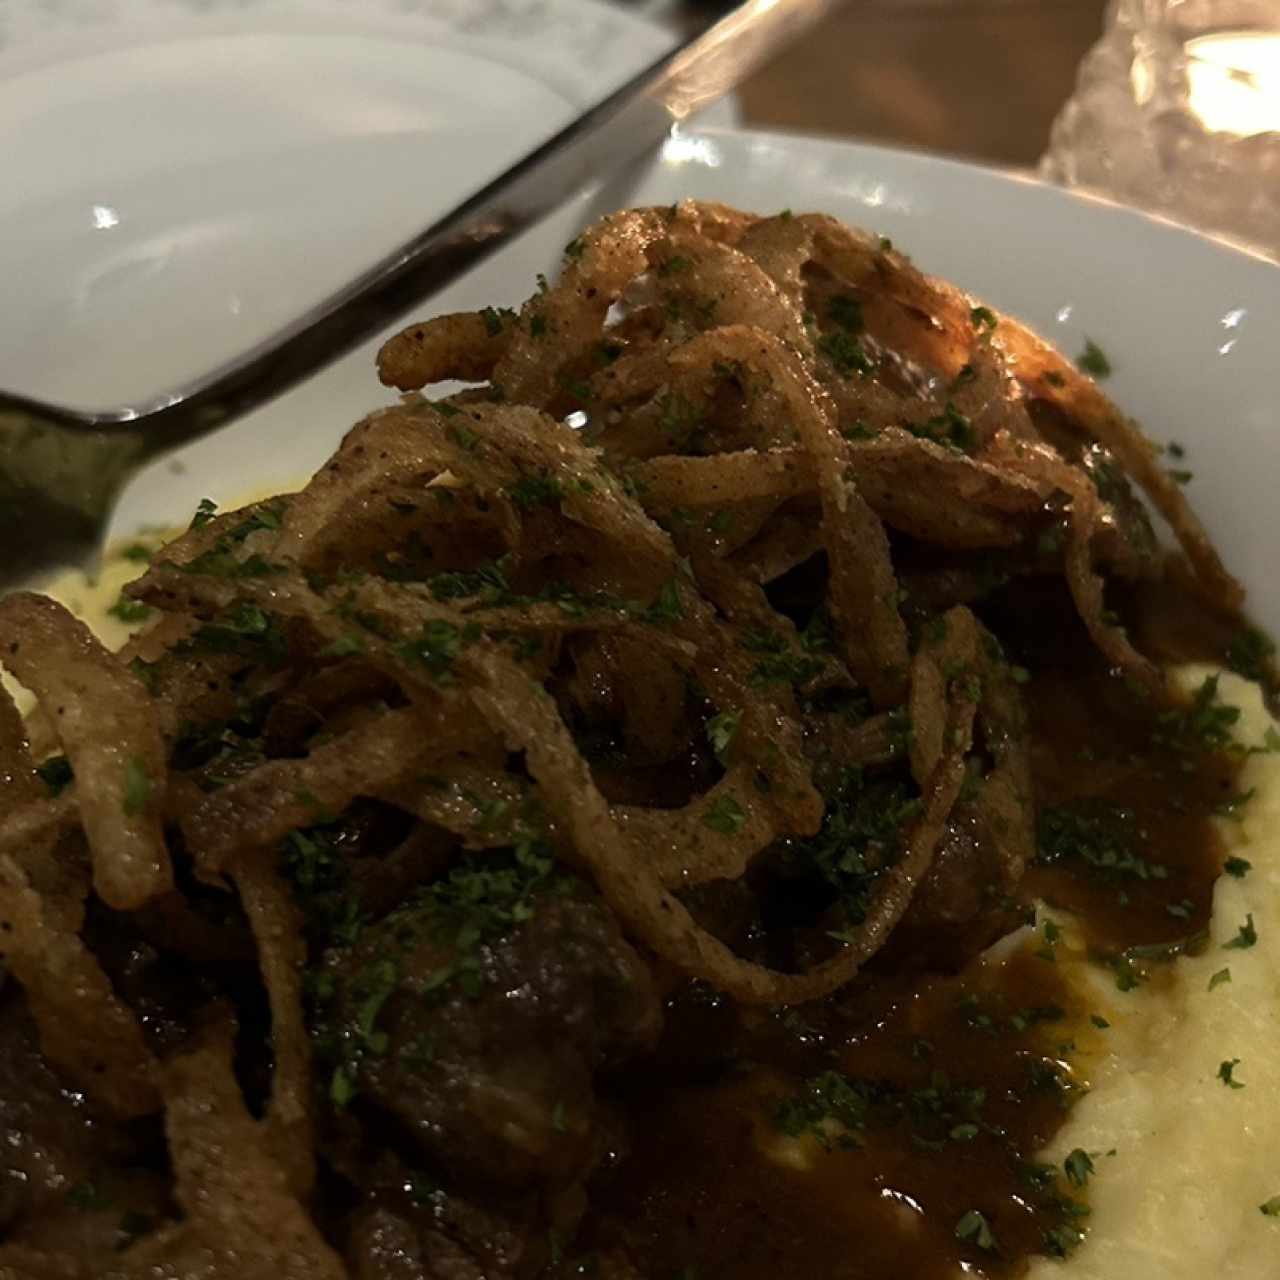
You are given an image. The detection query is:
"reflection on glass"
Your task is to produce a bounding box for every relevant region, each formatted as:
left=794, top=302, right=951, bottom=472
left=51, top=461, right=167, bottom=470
left=1184, top=31, right=1280, bottom=135
left=1041, top=2, right=1280, bottom=261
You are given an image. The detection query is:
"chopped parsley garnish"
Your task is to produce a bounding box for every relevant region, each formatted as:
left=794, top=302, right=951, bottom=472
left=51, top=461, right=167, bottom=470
left=1037, top=803, right=1167, bottom=884
left=120, top=542, right=154, bottom=563
left=189, top=497, right=218, bottom=529
left=641, top=578, right=685, bottom=626
left=955, top=1209, right=998, bottom=1252
left=742, top=627, right=824, bottom=688
left=121, top=756, right=151, bottom=817
left=1223, top=913, right=1257, bottom=950
left=447, top=423, right=479, bottom=450
left=703, top=794, right=746, bottom=835
left=394, top=619, right=478, bottom=684
left=107, top=596, right=152, bottom=624
left=129, top=657, right=159, bottom=694
left=320, top=634, right=366, bottom=659
left=969, top=306, right=997, bottom=332
left=508, top=471, right=565, bottom=511
left=828, top=294, right=864, bottom=331
left=427, top=558, right=510, bottom=603
left=790, top=767, right=922, bottom=932
left=1153, top=675, right=1240, bottom=754
left=1226, top=626, right=1274, bottom=681
left=1077, top=339, right=1112, bottom=378
left=1208, top=967, right=1232, bottom=991
left=178, top=500, right=287, bottom=579
left=656, top=392, right=706, bottom=450
left=480, top=306, right=514, bottom=336
left=1261, top=1197, right=1280, bottom=1218
left=186, top=601, right=284, bottom=659
left=1043, top=1222, right=1086, bottom=1258
left=817, top=328, right=876, bottom=378
left=1218, top=1058, right=1245, bottom=1089
left=706, top=709, right=740, bottom=763
left=1063, top=1148, right=1094, bottom=1187
left=1090, top=1014, right=1110, bottom=1029
left=908, top=401, right=975, bottom=452
left=1223, top=856, right=1252, bottom=879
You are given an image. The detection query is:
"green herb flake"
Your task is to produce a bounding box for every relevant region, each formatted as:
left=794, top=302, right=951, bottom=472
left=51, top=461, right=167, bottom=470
left=1208, top=967, right=1232, bottom=991
left=1042, top=1223, right=1086, bottom=1258
left=828, top=294, right=864, bottom=332
left=129, top=656, right=160, bottom=694
left=1223, top=856, right=1252, bottom=879
left=1077, top=339, right=1113, bottom=379
left=1217, top=1058, right=1245, bottom=1089
left=817, top=328, right=876, bottom=378
left=1261, top=1197, right=1280, bottom=1218
left=330, top=1063, right=357, bottom=1109
left=189, top=498, right=218, bottom=529
left=1154, top=674, right=1241, bottom=755
left=969, top=306, right=997, bottom=332
left=1064, top=1148, right=1095, bottom=1188
left=448, top=423, right=479, bottom=451
left=1223, top=913, right=1258, bottom=950
left=703, top=794, right=747, bottom=835
left=395, top=619, right=476, bottom=683
left=1090, top=1014, right=1110, bottom=1029
left=907, top=401, right=976, bottom=453
left=121, top=756, right=151, bottom=817
left=706, top=709, right=740, bottom=763
left=642, top=579, right=685, bottom=626
left=508, top=471, right=565, bottom=511
left=107, top=596, right=153, bottom=624
left=955, top=1209, right=998, bottom=1252
left=1226, top=626, right=1275, bottom=681
left=480, top=306, right=511, bottom=337
left=120, top=542, right=154, bottom=563
left=321, top=635, right=366, bottom=658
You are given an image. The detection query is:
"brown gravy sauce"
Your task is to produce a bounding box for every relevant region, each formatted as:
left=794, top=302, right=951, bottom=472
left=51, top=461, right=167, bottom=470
left=557, top=573, right=1247, bottom=1280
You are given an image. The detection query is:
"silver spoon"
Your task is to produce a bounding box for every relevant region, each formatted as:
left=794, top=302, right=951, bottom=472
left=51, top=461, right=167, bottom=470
left=0, top=0, right=844, bottom=594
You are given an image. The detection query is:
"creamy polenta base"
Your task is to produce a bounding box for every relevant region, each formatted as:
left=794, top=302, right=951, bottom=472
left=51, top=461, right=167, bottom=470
left=1026, top=668, right=1280, bottom=1279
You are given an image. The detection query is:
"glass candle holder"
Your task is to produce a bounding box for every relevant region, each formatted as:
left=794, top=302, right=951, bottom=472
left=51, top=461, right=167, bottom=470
left=1041, top=0, right=1280, bottom=260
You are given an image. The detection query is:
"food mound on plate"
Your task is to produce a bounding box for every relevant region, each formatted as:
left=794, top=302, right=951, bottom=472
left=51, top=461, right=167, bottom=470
left=0, top=203, right=1264, bottom=1279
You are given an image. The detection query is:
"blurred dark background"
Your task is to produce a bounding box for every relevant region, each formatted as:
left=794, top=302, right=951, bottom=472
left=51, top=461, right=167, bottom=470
left=673, top=0, right=1110, bottom=166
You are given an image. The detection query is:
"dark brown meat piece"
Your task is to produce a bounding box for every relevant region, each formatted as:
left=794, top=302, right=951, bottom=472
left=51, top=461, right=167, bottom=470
left=325, top=889, right=661, bottom=1192
left=876, top=809, right=1030, bottom=973
left=0, top=991, right=140, bottom=1232
left=345, top=1158, right=539, bottom=1280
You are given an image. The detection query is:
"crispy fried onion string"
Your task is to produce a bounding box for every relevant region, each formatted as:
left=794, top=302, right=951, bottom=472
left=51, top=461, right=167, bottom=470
left=0, top=595, right=171, bottom=910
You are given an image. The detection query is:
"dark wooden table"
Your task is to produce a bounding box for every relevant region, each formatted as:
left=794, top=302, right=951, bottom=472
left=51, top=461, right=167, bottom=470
left=672, top=0, right=1109, bottom=167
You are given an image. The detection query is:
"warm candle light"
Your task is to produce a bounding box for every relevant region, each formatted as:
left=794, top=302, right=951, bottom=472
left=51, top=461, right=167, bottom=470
left=1185, top=30, right=1280, bottom=136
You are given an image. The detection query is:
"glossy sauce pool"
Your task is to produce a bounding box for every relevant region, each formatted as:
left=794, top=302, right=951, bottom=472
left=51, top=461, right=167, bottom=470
left=558, top=573, right=1245, bottom=1280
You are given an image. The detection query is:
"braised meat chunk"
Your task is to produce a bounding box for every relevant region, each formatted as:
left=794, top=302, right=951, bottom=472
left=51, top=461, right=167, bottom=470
left=316, top=853, right=661, bottom=1191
